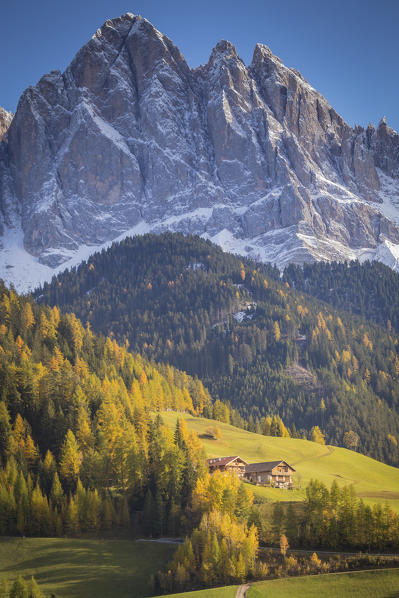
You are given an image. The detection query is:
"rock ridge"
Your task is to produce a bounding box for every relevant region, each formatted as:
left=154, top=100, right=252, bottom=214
left=1, top=13, right=399, bottom=291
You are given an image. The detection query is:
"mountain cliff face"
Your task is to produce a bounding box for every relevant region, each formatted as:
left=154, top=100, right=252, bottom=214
left=0, top=108, right=13, bottom=142
left=1, top=13, right=399, bottom=290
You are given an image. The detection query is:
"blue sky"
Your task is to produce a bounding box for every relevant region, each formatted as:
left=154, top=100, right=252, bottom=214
left=2, top=0, right=398, bottom=131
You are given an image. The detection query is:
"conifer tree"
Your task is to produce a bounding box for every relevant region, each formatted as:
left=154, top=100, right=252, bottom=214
left=21, top=303, right=35, bottom=332
left=59, top=430, right=82, bottom=490
left=65, top=496, right=80, bottom=536
left=42, top=450, right=56, bottom=495
left=27, top=576, right=44, bottom=598
left=9, top=576, right=28, bottom=598
left=0, top=402, right=11, bottom=462
left=310, top=426, right=326, bottom=445
left=50, top=472, right=64, bottom=511
left=280, top=534, right=289, bottom=556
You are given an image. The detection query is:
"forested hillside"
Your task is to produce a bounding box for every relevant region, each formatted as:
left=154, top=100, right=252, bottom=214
left=283, top=260, right=399, bottom=333
left=36, top=234, right=399, bottom=466
left=3, top=280, right=399, bottom=595
left=0, top=282, right=214, bottom=537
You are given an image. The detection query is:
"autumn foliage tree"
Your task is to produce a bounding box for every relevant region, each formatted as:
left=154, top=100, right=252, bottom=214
left=158, top=510, right=259, bottom=592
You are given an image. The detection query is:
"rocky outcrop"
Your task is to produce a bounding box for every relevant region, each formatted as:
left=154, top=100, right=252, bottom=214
left=372, top=118, right=399, bottom=178
left=1, top=13, right=399, bottom=289
left=0, top=108, right=13, bottom=142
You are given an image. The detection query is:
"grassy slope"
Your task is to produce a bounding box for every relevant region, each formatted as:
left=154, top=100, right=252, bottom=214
left=156, top=570, right=399, bottom=598
left=0, top=537, right=175, bottom=598
left=248, top=569, right=399, bottom=597
left=161, top=412, right=399, bottom=509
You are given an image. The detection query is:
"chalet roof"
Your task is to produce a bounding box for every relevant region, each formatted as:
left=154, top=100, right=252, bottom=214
left=245, top=460, right=295, bottom=473
left=207, top=456, right=247, bottom=467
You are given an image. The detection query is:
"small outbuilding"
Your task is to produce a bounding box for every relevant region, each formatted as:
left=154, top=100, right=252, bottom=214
left=244, top=460, right=295, bottom=488
left=207, top=456, right=247, bottom=477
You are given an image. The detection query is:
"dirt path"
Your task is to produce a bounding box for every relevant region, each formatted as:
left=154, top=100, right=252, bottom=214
left=236, top=584, right=250, bottom=598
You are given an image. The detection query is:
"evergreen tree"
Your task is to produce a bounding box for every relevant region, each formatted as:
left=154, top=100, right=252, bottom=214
left=59, top=431, right=82, bottom=490
left=9, top=576, right=28, bottom=598
left=310, top=426, right=326, bottom=445
left=0, top=403, right=11, bottom=463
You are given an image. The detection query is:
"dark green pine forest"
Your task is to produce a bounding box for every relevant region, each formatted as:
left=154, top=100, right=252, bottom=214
left=36, top=233, right=399, bottom=466
left=283, top=260, right=399, bottom=333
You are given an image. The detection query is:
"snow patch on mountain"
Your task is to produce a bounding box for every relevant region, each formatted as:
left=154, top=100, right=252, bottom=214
left=376, top=170, right=399, bottom=225
left=0, top=221, right=151, bottom=293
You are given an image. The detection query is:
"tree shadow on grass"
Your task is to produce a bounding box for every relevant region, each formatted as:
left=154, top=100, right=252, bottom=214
left=0, top=539, right=173, bottom=598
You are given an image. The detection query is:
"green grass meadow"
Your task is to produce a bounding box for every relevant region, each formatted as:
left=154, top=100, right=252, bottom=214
left=160, top=570, right=399, bottom=598
left=0, top=537, right=175, bottom=598
left=161, top=412, right=399, bottom=509
left=248, top=569, right=399, bottom=597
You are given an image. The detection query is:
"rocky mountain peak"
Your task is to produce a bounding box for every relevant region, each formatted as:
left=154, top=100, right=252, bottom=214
left=373, top=115, right=399, bottom=178
left=250, top=42, right=309, bottom=88
left=1, top=14, right=399, bottom=291
left=92, top=11, right=136, bottom=39
left=251, top=42, right=281, bottom=68
left=209, top=40, right=239, bottom=61
left=203, top=39, right=247, bottom=93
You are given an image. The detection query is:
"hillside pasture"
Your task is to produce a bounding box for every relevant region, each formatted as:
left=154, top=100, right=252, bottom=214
left=0, top=537, right=175, bottom=598
left=160, top=569, right=399, bottom=598
left=161, top=412, right=399, bottom=509
left=248, top=568, right=399, bottom=597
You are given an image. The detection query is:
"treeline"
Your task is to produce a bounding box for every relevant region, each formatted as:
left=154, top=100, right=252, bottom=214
left=266, top=480, right=399, bottom=552
left=0, top=454, right=129, bottom=537
left=36, top=233, right=399, bottom=465
left=283, top=260, right=399, bottom=333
